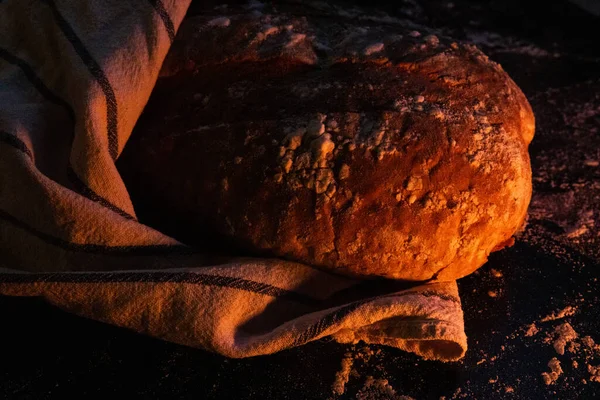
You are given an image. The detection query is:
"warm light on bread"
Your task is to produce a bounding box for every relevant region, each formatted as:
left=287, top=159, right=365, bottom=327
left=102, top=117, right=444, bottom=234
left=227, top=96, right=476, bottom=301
left=118, top=2, right=534, bottom=281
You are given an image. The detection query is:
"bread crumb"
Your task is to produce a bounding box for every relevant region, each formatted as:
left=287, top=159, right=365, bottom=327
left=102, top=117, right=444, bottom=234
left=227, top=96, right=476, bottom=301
left=525, top=313, right=600, bottom=390
left=487, top=290, right=498, bottom=298
left=588, top=364, right=600, bottom=383
left=551, top=323, right=579, bottom=355
left=414, top=95, right=425, bottom=103
left=581, top=336, right=596, bottom=349
left=490, top=268, right=503, bottom=278
left=541, top=357, right=563, bottom=385
left=524, top=323, right=539, bottom=337
left=541, top=306, right=577, bottom=322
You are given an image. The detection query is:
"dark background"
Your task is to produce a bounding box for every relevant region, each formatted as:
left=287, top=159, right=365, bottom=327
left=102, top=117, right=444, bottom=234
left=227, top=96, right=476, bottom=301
left=2, top=0, right=599, bottom=398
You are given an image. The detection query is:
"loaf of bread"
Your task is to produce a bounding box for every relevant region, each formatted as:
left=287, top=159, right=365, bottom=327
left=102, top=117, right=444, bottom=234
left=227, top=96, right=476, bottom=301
left=117, top=1, right=535, bottom=281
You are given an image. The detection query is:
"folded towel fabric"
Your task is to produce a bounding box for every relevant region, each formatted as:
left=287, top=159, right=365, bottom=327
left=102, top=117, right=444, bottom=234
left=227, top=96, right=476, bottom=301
left=0, top=0, right=466, bottom=361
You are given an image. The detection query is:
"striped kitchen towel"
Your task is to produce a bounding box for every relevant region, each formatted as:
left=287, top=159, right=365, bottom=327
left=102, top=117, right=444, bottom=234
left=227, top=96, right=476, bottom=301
left=0, top=0, right=467, bottom=360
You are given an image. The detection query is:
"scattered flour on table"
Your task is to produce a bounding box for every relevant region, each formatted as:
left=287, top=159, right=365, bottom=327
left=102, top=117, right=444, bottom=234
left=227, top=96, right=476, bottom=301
left=516, top=305, right=600, bottom=386
left=329, top=346, right=413, bottom=399
left=332, top=352, right=354, bottom=396
left=355, top=376, right=414, bottom=400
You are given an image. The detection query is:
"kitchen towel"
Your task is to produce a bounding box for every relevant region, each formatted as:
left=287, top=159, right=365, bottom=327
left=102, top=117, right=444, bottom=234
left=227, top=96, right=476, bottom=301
left=0, top=0, right=466, bottom=360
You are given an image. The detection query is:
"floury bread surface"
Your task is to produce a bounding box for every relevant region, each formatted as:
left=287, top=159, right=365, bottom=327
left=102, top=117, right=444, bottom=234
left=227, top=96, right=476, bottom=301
left=117, top=1, right=535, bottom=281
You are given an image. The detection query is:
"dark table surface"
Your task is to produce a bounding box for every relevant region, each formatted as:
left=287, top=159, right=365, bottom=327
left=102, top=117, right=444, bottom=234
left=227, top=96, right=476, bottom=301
left=2, top=0, right=599, bottom=399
